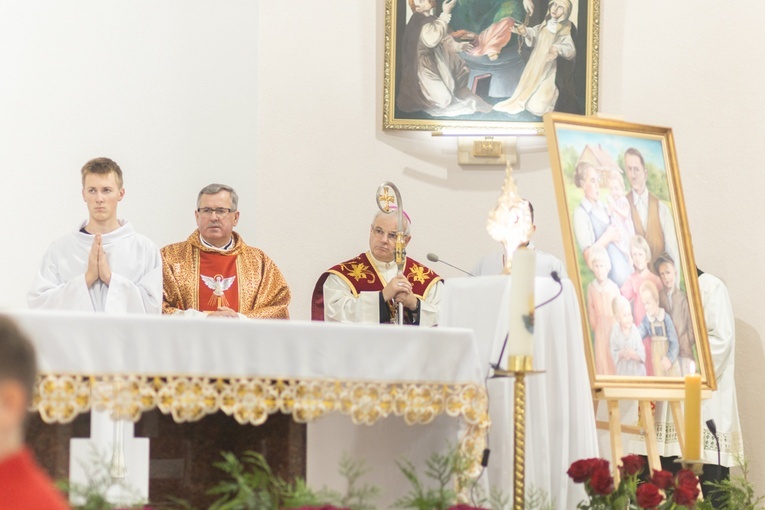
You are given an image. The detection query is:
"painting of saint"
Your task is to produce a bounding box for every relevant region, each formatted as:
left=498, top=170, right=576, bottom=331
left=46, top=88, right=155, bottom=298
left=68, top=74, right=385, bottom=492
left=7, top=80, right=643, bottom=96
left=384, top=0, right=598, bottom=130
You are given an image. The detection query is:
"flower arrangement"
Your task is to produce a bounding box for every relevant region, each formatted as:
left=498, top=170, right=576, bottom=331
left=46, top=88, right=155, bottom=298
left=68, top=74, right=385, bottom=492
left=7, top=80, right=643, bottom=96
left=568, top=455, right=700, bottom=509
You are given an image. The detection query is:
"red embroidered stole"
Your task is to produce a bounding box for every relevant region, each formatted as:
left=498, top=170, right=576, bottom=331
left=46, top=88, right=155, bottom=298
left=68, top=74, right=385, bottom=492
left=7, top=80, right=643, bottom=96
left=198, top=251, right=240, bottom=312
left=326, top=252, right=441, bottom=298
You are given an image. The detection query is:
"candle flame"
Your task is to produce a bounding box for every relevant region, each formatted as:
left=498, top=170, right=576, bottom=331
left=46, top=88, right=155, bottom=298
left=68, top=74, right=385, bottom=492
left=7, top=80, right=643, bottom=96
left=689, top=361, right=696, bottom=374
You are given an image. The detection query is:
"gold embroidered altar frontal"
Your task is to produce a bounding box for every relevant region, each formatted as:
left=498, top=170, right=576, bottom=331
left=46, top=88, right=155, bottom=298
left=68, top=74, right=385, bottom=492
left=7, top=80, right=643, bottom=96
left=32, top=374, right=489, bottom=474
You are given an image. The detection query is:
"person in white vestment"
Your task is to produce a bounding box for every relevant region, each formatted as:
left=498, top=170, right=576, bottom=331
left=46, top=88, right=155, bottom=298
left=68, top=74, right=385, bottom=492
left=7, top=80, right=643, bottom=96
left=473, top=201, right=568, bottom=279
left=396, top=0, right=492, bottom=117
left=312, top=210, right=443, bottom=326
left=493, top=0, right=576, bottom=116
left=27, top=157, right=162, bottom=314
left=696, top=268, right=744, bottom=497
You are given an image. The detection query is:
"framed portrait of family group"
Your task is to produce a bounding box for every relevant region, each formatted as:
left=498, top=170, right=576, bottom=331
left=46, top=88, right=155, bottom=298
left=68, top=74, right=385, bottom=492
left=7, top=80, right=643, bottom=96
left=544, top=112, right=716, bottom=391
left=382, top=0, right=601, bottom=132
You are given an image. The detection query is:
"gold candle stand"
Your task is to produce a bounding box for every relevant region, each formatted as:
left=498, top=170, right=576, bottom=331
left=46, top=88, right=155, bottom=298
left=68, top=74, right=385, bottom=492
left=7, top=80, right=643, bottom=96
left=493, top=354, right=540, bottom=510
left=675, top=459, right=704, bottom=475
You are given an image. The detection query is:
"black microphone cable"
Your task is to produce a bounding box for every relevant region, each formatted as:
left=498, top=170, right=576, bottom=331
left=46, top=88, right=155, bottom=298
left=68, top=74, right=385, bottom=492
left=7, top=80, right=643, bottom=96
left=491, top=271, right=564, bottom=372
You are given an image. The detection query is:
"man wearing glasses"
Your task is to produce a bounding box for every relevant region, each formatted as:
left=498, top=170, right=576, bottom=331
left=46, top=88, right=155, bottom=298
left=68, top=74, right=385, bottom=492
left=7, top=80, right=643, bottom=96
left=161, top=183, right=290, bottom=319
left=311, top=210, right=442, bottom=325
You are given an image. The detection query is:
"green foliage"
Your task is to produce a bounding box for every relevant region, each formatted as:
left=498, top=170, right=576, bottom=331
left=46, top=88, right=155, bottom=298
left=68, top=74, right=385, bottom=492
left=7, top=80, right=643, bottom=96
left=561, top=145, right=580, bottom=183
left=169, top=450, right=379, bottom=510
left=56, top=448, right=146, bottom=510
left=392, top=450, right=460, bottom=510
left=524, top=486, right=555, bottom=510
left=331, top=453, right=382, bottom=510
left=697, top=461, right=765, bottom=510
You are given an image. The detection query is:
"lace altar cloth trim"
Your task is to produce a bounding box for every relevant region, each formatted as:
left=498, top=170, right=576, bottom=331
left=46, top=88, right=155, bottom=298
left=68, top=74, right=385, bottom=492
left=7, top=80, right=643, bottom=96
left=31, top=374, right=490, bottom=478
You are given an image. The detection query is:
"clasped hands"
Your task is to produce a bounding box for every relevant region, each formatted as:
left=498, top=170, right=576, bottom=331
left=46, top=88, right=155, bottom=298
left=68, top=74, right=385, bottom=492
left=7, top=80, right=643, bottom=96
left=382, top=274, right=418, bottom=311
left=85, top=234, right=112, bottom=287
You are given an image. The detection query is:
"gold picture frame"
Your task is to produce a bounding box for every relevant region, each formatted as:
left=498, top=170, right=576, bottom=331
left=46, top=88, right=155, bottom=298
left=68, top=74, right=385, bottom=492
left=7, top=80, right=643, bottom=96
left=544, top=112, right=716, bottom=391
left=383, top=0, right=600, bottom=133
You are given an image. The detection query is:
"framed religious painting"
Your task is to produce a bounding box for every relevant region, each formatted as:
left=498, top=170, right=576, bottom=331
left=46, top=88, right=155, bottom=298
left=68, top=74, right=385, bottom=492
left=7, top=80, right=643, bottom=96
left=382, top=0, right=600, bottom=133
left=544, top=112, right=716, bottom=391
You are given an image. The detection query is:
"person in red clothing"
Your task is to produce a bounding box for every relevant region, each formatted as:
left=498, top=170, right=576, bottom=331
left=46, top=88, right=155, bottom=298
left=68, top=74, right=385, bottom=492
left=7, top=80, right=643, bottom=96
left=0, top=316, right=70, bottom=509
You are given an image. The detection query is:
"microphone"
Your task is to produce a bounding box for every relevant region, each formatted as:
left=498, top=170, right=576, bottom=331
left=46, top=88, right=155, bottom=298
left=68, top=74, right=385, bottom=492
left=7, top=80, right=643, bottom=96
left=707, top=419, right=721, bottom=481
left=427, top=253, right=475, bottom=276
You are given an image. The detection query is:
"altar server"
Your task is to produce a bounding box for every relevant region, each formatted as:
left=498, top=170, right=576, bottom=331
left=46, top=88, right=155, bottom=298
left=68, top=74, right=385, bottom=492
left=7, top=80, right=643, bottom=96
left=0, top=316, right=70, bottom=509
left=697, top=269, right=744, bottom=495
left=161, top=183, right=290, bottom=319
left=28, top=158, right=162, bottom=314
left=312, top=209, right=442, bottom=325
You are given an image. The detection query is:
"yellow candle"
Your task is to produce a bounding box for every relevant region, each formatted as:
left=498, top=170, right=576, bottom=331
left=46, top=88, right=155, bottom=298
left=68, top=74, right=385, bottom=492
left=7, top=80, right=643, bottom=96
left=684, top=371, right=702, bottom=460
left=507, top=247, right=536, bottom=361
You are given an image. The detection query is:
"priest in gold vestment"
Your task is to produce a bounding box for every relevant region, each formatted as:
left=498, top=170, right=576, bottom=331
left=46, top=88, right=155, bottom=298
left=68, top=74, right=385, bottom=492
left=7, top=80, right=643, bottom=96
left=312, top=211, right=442, bottom=325
left=161, top=184, right=290, bottom=319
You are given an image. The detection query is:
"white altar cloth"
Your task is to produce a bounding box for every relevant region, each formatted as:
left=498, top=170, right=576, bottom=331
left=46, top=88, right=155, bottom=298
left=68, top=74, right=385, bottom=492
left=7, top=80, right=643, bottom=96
left=4, top=309, right=488, bottom=508
left=7, top=309, right=482, bottom=384
left=440, top=275, right=599, bottom=509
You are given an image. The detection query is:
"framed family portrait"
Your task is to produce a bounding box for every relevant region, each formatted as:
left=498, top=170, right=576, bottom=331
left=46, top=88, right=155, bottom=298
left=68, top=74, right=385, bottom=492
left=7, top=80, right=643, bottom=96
left=382, top=0, right=600, bottom=132
left=544, top=112, right=716, bottom=391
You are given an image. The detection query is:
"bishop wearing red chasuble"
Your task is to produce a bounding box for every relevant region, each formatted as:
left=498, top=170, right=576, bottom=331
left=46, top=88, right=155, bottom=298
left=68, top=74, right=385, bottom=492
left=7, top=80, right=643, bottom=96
left=312, top=211, right=442, bottom=325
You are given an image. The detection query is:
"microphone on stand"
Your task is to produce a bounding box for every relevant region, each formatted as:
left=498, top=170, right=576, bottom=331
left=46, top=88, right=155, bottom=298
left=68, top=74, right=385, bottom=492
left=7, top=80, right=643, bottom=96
left=707, top=419, right=721, bottom=482
left=426, top=253, right=475, bottom=276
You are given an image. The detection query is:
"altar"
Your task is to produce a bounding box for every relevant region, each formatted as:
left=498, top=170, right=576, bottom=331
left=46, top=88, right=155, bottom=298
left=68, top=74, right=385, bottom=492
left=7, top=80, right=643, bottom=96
left=8, top=310, right=488, bottom=508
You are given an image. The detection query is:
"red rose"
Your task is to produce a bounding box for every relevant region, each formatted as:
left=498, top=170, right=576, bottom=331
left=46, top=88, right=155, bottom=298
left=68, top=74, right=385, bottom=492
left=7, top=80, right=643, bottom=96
left=673, top=484, right=700, bottom=506
left=619, top=454, right=646, bottom=477
left=636, top=482, right=663, bottom=508
left=650, top=469, right=674, bottom=490
left=676, top=469, right=700, bottom=490
left=588, top=465, right=615, bottom=496
left=568, top=458, right=605, bottom=483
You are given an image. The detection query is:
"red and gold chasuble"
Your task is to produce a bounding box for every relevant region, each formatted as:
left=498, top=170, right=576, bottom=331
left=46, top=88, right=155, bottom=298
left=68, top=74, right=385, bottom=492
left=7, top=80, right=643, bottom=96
left=198, top=251, right=240, bottom=312
left=311, top=252, right=441, bottom=320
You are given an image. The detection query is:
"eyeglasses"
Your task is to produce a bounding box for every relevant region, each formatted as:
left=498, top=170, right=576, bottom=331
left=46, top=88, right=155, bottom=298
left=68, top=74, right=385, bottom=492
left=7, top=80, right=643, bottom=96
left=197, top=207, right=233, bottom=217
left=371, top=226, right=405, bottom=242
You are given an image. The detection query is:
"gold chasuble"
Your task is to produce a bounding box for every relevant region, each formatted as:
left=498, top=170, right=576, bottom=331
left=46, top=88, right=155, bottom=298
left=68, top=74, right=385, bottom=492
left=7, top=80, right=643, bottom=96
left=161, top=231, right=290, bottom=319
left=311, top=252, right=441, bottom=322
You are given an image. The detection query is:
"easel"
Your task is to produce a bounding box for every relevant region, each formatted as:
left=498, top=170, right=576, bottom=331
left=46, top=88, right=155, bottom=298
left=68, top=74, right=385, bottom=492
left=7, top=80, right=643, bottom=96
left=593, top=387, right=712, bottom=485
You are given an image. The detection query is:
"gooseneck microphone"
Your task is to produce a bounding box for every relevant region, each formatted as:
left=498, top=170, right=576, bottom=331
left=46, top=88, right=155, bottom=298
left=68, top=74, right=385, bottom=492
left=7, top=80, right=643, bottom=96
left=426, top=253, right=475, bottom=276
left=707, top=419, right=721, bottom=482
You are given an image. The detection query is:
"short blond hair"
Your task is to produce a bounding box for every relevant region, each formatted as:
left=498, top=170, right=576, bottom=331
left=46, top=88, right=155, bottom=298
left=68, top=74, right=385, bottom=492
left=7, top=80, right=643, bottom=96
left=612, top=295, right=631, bottom=317
left=587, top=245, right=611, bottom=271
left=630, top=235, right=652, bottom=263
left=639, top=280, right=659, bottom=303
left=608, top=169, right=626, bottom=192
left=81, top=157, right=123, bottom=189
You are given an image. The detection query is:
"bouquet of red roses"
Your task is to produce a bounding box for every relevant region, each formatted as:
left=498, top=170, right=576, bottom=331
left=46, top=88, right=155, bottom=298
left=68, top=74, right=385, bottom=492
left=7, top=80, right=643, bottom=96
left=568, top=454, right=701, bottom=509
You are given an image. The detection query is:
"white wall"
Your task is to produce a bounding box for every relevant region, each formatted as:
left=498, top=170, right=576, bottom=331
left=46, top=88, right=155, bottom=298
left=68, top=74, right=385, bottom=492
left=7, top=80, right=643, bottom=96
left=2, top=0, right=764, bottom=498
left=0, top=0, right=260, bottom=287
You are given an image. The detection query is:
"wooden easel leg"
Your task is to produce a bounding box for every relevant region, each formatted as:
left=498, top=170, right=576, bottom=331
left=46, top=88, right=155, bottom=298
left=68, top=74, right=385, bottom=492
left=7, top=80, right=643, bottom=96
left=607, top=399, right=623, bottom=485
left=639, top=401, right=661, bottom=473
left=669, top=401, right=685, bottom=457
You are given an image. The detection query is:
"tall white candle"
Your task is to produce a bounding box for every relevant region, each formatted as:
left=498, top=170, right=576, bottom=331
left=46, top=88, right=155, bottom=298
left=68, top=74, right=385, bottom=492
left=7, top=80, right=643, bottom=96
left=507, top=247, right=536, bottom=360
